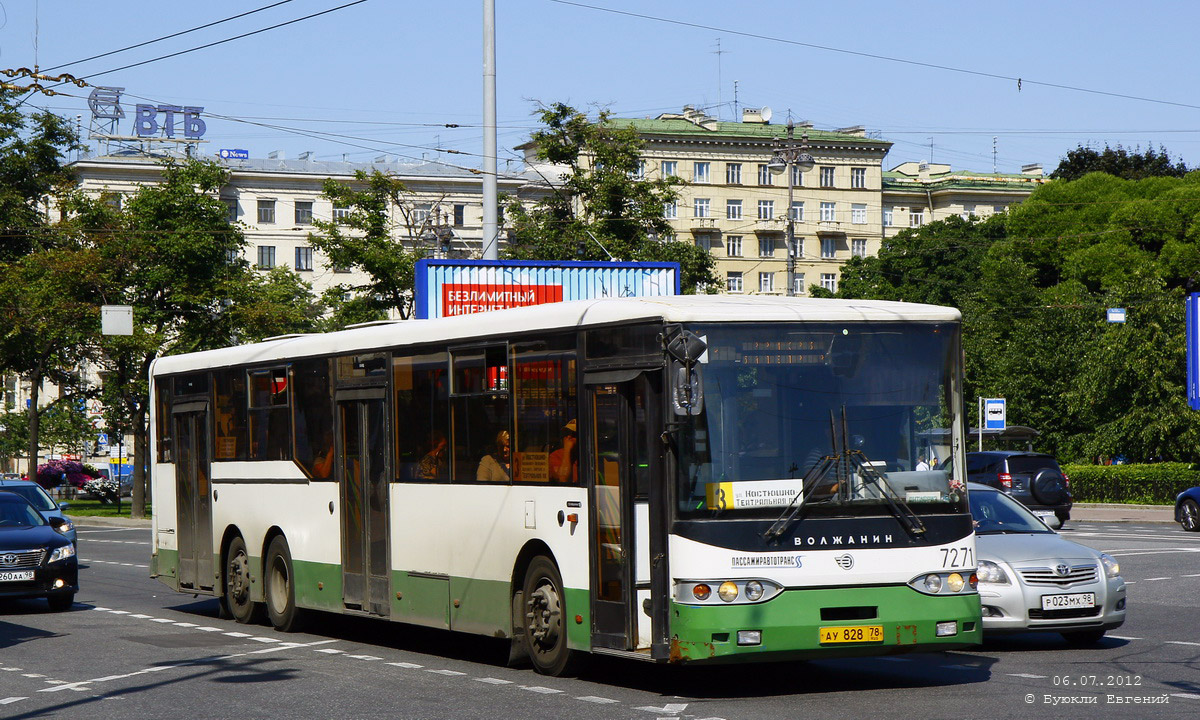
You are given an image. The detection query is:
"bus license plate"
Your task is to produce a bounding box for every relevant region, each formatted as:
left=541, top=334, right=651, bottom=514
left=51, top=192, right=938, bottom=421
left=1041, top=593, right=1095, bottom=610
left=819, top=625, right=883, bottom=644
left=0, top=570, right=35, bottom=582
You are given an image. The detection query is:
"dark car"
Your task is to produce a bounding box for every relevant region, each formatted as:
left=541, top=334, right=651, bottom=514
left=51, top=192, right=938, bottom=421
left=0, top=491, right=78, bottom=611
left=962, top=451, right=1072, bottom=528
left=0, top=478, right=76, bottom=543
left=1176, top=486, right=1200, bottom=532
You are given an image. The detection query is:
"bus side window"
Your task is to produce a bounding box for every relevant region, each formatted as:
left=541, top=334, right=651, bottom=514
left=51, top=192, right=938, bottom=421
left=248, top=367, right=292, bottom=461
left=155, top=378, right=173, bottom=463
left=213, top=369, right=248, bottom=461
left=394, top=351, right=449, bottom=482
left=293, top=358, right=333, bottom=479
left=512, top=336, right=577, bottom=484
left=450, top=346, right=510, bottom=483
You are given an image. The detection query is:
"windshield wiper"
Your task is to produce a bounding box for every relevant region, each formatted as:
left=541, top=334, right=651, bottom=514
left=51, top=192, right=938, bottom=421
left=847, top=450, right=926, bottom=538
left=762, top=454, right=839, bottom=542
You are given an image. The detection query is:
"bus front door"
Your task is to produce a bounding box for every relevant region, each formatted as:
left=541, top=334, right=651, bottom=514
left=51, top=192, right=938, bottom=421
left=588, top=375, right=667, bottom=655
left=336, top=390, right=391, bottom=617
left=173, top=402, right=214, bottom=591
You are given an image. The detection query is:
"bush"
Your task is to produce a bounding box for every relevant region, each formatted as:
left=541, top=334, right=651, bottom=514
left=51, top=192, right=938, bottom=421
left=1062, top=463, right=1200, bottom=505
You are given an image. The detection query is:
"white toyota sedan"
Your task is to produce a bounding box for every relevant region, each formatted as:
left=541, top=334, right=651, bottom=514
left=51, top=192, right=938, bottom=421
left=969, top=483, right=1126, bottom=644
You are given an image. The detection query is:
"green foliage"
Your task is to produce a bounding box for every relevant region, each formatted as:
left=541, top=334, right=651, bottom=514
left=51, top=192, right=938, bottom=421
left=836, top=164, right=1200, bottom=463
left=1062, top=463, right=1200, bottom=505
left=504, top=103, right=717, bottom=292
left=308, top=170, right=426, bottom=322
left=1051, top=144, right=1189, bottom=182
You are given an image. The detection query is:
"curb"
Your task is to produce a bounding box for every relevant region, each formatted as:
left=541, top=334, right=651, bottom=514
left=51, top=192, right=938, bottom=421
left=74, top=515, right=152, bottom=528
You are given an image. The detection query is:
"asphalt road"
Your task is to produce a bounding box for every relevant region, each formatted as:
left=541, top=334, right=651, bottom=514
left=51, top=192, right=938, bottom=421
left=1, top=520, right=1198, bottom=720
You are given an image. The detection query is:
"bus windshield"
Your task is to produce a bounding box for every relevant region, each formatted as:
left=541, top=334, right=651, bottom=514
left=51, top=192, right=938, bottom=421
left=675, top=321, right=966, bottom=519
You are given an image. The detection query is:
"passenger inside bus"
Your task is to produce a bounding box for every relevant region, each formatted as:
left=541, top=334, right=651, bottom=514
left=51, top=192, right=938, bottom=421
left=476, top=430, right=511, bottom=482
left=549, top=419, right=578, bottom=483
left=418, top=430, right=449, bottom=481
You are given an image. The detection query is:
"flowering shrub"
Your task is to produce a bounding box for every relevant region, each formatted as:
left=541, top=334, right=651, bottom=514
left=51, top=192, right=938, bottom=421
left=83, top=477, right=122, bottom=504
left=35, top=459, right=100, bottom=490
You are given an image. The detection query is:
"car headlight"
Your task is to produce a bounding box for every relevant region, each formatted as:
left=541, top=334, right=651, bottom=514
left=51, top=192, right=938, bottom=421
left=1099, top=553, right=1120, bottom=579
left=976, top=560, right=1010, bottom=585
left=54, top=519, right=75, bottom=534
left=48, top=543, right=76, bottom=563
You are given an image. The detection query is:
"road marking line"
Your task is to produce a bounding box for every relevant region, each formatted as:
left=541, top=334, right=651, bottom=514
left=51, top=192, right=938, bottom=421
left=387, top=662, right=423, bottom=668
left=522, top=686, right=563, bottom=694
left=1108, top=635, right=1141, bottom=640
left=38, top=682, right=94, bottom=693
left=636, top=703, right=688, bottom=713
left=173, top=622, right=198, bottom=627
left=90, top=607, right=110, bottom=612
left=129, top=614, right=153, bottom=619
left=22, top=674, right=45, bottom=678
left=1170, top=693, right=1200, bottom=700
left=108, top=610, right=129, bottom=614
left=314, top=648, right=343, bottom=654
left=1, top=667, right=23, bottom=671
left=0, top=698, right=27, bottom=705
left=426, top=669, right=466, bottom=676
left=346, top=654, right=381, bottom=661
left=224, top=632, right=252, bottom=638
left=1007, top=673, right=1048, bottom=679
left=151, top=618, right=175, bottom=623
left=1182, top=573, right=1200, bottom=578
left=1165, top=641, right=1200, bottom=646
left=578, top=696, right=619, bottom=703
left=250, top=637, right=279, bottom=643
left=195, top=627, right=222, bottom=632
left=476, top=678, right=513, bottom=685
left=1141, top=577, right=1171, bottom=581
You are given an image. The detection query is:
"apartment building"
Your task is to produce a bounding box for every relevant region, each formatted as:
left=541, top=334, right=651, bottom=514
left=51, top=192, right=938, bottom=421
left=882, top=161, right=1048, bottom=237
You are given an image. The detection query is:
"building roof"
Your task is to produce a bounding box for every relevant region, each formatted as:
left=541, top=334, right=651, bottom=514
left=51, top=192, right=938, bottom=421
left=882, top=167, right=1049, bottom=194
left=611, top=117, right=893, bottom=149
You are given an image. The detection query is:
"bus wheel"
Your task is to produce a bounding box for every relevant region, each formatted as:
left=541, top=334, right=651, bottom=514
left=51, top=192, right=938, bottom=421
left=522, top=556, right=578, bottom=676
left=224, top=536, right=262, bottom=624
left=265, top=536, right=307, bottom=632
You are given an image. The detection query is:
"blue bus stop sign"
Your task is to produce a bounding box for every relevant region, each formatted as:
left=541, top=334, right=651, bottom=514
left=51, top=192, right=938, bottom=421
left=984, top=398, right=1007, bottom=430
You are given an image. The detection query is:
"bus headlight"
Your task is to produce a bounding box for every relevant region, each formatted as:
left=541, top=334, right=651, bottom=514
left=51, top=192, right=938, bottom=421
left=924, top=573, right=943, bottom=593
left=946, top=573, right=965, bottom=593
left=745, top=580, right=765, bottom=601
left=718, top=581, right=740, bottom=602
left=909, top=570, right=979, bottom=595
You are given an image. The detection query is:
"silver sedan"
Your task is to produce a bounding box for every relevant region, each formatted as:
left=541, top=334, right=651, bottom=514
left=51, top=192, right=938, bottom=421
left=969, top=483, right=1126, bottom=644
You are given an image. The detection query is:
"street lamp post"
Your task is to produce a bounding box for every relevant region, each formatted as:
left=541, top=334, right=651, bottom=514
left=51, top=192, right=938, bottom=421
left=768, top=120, right=815, bottom=296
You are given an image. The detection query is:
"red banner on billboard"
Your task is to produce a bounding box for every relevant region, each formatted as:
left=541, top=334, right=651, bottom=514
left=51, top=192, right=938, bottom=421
left=442, top=284, right=563, bottom=316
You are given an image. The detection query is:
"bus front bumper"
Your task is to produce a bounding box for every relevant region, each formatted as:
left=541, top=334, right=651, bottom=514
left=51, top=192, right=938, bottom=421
left=668, top=585, right=981, bottom=664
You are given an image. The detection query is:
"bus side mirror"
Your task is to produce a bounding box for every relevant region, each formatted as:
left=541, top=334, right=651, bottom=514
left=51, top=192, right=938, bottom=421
left=663, top=325, right=707, bottom=416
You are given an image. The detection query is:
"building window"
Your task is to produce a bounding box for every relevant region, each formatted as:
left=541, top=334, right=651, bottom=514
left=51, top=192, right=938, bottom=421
left=790, top=237, right=803, bottom=258
left=664, top=201, right=677, bottom=219
left=792, top=165, right=804, bottom=187
left=453, top=203, right=465, bottom=226
left=661, top=160, right=677, bottom=177
left=695, top=235, right=711, bottom=252
left=757, top=200, right=774, bottom=220
left=820, top=202, right=836, bottom=222
left=758, top=237, right=773, bottom=258
left=852, top=239, right=867, bottom=257
left=793, top=273, right=805, bottom=295
left=790, top=201, right=804, bottom=222
left=257, top=245, right=276, bottom=269
left=821, top=273, right=838, bottom=293
left=851, top=204, right=867, bottom=224
left=726, top=199, right=743, bottom=220
left=727, top=272, right=743, bottom=293
left=693, top=161, right=710, bottom=183
left=962, top=204, right=976, bottom=220
left=257, top=199, right=276, bottom=224
left=726, top=235, right=742, bottom=257
left=757, top=164, right=773, bottom=186
left=819, top=166, right=835, bottom=188
left=910, top=208, right=925, bottom=227
left=225, top=249, right=240, bottom=264
left=694, top=198, right=710, bottom=218
left=223, top=198, right=238, bottom=222
left=883, top=207, right=893, bottom=227
left=333, top=204, right=351, bottom=222
left=294, top=201, right=313, bottom=225
left=726, top=163, right=742, bottom=184
left=295, top=246, right=314, bottom=271
left=634, top=160, right=646, bottom=179
left=821, top=237, right=836, bottom=259
left=759, top=272, right=774, bottom=293
left=994, top=204, right=1006, bottom=214
left=851, top=167, right=866, bottom=188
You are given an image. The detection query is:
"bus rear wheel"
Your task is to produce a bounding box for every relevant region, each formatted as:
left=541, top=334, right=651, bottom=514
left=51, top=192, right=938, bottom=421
left=521, top=556, right=578, bottom=677
left=224, top=536, right=263, bottom=625
left=265, top=536, right=307, bottom=632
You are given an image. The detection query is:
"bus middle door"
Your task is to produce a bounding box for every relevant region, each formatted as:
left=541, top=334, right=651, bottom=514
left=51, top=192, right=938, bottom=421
left=336, top=388, right=391, bottom=617
left=173, top=400, right=214, bottom=591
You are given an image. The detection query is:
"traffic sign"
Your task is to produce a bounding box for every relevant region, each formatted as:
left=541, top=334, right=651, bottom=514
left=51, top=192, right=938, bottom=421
left=984, top=398, right=1007, bottom=430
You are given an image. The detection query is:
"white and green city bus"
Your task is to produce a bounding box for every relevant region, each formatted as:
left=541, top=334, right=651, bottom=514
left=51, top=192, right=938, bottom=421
left=148, top=295, right=981, bottom=675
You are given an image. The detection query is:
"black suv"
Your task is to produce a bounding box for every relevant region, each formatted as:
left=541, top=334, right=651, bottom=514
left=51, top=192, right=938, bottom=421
left=963, top=451, right=1072, bottom=526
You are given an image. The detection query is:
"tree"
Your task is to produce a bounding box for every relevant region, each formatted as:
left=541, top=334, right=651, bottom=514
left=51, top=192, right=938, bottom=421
left=307, top=170, right=430, bottom=323
left=504, top=103, right=717, bottom=291
left=1051, top=143, right=1188, bottom=182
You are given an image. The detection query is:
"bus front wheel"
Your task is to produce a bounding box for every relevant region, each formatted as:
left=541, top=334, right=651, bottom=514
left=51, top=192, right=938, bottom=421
left=521, top=556, right=578, bottom=677
left=265, top=536, right=307, bottom=632
left=224, top=536, right=263, bottom=624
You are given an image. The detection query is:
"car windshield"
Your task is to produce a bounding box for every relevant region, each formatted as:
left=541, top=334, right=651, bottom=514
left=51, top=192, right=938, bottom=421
left=0, top=497, right=46, bottom=527
left=1, top=484, right=56, bottom=511
left=969, top=489, right=1053, bottom=534
left=675, top=321, right=967, bottom=519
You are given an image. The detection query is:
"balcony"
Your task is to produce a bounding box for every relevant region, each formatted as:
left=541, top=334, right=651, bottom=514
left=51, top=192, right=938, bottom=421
left=753, top=218, right=784, bottom=234
left=689, top=217, right=720, bottom=234
left=817, top=221, right=845, bottom=236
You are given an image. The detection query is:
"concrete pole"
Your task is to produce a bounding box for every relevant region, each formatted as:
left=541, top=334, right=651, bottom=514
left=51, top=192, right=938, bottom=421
left=482, top=0, right=499, bottom=259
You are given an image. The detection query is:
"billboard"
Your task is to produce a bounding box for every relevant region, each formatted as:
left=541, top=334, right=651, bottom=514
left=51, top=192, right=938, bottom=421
left=413, top=260, right=680, bottom=320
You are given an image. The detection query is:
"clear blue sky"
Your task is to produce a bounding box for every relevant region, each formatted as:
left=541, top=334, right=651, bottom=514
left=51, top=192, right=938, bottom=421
left=3, top=0, right=1198, bottom=174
